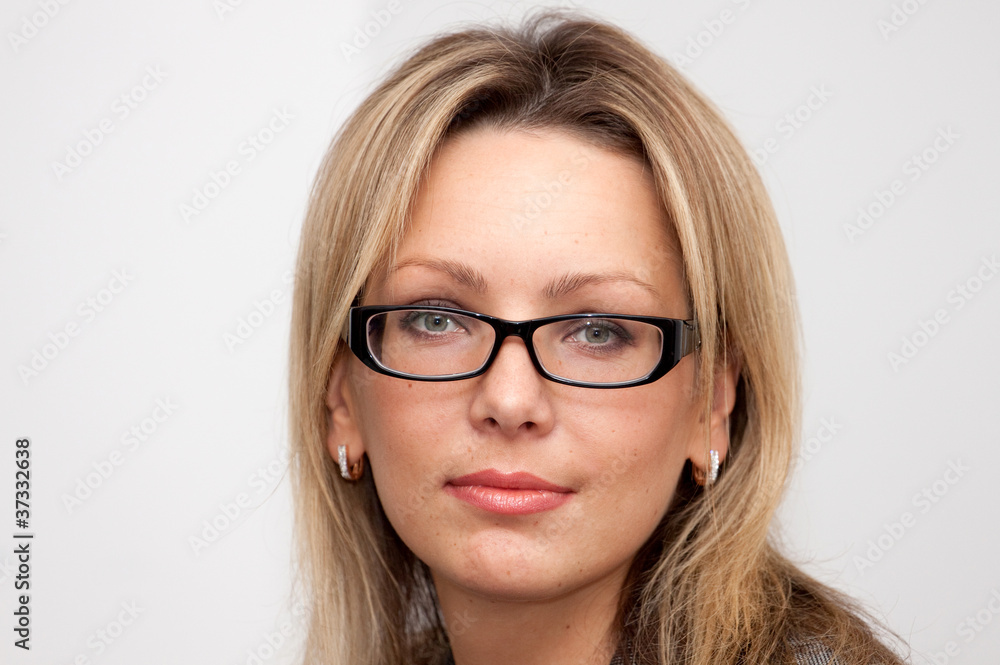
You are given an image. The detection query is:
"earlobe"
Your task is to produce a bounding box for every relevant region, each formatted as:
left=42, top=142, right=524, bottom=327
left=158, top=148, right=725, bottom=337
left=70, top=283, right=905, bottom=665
left=709, top=357, right=741, bottom=456
left=325, top=357, right=366, bottom=479
left=690, top=357, right=741, bottom=485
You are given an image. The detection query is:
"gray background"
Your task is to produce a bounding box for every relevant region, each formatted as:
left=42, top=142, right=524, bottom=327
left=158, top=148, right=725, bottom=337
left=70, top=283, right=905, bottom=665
left=1, top=0, right=997, bottom=663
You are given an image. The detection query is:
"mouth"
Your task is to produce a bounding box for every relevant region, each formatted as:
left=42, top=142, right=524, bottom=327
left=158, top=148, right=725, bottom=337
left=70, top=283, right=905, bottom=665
left=444, top=469, right=573, bottom=515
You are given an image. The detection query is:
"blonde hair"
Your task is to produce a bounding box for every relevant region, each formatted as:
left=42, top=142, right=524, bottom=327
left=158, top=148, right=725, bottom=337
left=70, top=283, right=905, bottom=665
left=289, top=9, right=906, bottom=665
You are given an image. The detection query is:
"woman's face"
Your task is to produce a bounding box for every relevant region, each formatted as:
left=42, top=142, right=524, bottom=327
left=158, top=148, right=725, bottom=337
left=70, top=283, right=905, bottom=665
left=327, top=126, right=735, bottom=605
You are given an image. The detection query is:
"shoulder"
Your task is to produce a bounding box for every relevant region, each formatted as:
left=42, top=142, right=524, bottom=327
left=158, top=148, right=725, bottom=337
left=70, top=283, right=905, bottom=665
left=790, top=638, right=840, bottom=665
left=788, top=636, right=902, bottom=665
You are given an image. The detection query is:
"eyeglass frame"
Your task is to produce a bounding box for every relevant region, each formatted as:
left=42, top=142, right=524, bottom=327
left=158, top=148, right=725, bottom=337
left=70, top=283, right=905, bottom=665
left=347, top=304, right=700, bottom=389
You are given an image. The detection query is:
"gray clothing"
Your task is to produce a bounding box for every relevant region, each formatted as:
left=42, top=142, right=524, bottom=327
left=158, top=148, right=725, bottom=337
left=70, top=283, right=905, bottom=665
left=444, top=638, right=839, bottom=665
left=608, top=640, right=837, bottom=665
left=607, top=638, right=838, bottom=664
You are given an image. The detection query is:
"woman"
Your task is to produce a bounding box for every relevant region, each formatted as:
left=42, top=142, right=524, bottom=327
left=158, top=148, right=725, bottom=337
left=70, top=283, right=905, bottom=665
left=289, top=10, right=907, bottom=665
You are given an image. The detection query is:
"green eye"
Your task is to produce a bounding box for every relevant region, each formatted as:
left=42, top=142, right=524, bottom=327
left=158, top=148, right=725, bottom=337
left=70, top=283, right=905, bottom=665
left=422, top=314, right=451, bottom=332
left=583, top=325, right=612, bottom=343
left=567, top=320, right=631, bottom=347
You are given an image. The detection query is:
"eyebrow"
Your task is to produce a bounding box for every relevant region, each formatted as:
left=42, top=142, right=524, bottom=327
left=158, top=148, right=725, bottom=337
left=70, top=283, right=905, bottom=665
left=390, top=258, right=660, bottom=300
left=543, top=270, right=660, bottom=300
left=391, top=258, right=490, bottom=293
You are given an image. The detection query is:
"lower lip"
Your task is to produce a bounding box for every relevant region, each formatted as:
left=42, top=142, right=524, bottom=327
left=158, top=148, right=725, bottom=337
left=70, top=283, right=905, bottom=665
left=444, top=485, right=572, bottom=515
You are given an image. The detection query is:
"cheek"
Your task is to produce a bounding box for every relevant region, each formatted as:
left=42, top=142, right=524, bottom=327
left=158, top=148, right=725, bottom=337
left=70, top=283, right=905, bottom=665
left=350, top=375, right=468, bottom=521
left=602, top=425, right=687, bottom=503
left=565, top=376, right=698, bottom=466
left=578, top=454, right=684, bottom=557
left=559, top=387, right=698, bottom=535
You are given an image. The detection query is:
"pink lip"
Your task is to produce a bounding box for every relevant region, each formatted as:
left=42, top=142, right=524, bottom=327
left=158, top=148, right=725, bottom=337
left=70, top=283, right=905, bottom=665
left=445, top=469, right=573, bottom=515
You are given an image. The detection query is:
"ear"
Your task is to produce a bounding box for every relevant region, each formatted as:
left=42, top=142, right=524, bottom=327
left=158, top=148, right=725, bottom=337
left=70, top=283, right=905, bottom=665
left=325, top=356, right=366, bottom=468
left=689, top=356, right=741, bottom=483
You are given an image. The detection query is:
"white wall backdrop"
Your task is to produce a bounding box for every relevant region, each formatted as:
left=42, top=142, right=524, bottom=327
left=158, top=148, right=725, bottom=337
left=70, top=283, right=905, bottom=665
left=1, top=0, right=997, bottom=663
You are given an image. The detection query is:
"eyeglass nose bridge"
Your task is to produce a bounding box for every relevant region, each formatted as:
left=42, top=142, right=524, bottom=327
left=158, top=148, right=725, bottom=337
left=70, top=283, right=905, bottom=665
left=490, top=318, right=536, bottom=341
left=477, top=317, right=549, bottom=378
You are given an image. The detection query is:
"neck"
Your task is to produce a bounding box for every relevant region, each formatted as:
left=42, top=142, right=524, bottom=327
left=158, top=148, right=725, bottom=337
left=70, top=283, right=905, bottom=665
left=434, top=567, right=626, bottom=665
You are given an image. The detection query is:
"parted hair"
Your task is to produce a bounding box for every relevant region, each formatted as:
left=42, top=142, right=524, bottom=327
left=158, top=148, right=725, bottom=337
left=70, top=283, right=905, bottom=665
left=289, top=9, right=906, bottom=665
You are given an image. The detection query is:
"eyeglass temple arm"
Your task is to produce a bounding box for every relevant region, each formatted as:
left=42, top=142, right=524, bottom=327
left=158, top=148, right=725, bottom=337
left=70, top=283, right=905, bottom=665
left=679, top=321, right=700, bottom=357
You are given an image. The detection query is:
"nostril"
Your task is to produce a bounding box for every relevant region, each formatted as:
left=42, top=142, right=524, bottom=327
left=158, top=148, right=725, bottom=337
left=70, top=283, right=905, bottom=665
left=484, top=416, right=536, bottom=431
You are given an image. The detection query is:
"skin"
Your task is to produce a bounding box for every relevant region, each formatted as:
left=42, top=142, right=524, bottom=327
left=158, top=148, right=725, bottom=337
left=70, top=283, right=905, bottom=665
left=326, top=126, right=738, bottom=665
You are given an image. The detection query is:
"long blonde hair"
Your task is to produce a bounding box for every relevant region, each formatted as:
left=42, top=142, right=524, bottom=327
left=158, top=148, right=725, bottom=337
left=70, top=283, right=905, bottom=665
left=289, top=9, right=906, bottom=665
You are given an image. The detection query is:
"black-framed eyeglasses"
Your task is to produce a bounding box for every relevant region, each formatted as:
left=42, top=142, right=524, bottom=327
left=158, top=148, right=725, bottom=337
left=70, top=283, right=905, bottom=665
left=348, top=305, right=699, bottom=389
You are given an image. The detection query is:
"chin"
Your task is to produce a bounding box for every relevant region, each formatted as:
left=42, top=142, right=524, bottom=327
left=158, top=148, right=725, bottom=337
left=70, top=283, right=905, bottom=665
left=426, top=529, right=610, bottom=601
left=444, top=565, right=574, bottom=603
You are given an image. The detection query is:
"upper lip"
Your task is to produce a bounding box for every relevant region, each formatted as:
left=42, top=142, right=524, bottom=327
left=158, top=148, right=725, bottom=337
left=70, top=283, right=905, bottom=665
left=447, top=469, right=572, bottom=493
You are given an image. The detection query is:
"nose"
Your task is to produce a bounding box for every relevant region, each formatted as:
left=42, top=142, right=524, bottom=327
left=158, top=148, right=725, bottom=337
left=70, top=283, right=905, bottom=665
left=468, top=335, right=555, bottom=438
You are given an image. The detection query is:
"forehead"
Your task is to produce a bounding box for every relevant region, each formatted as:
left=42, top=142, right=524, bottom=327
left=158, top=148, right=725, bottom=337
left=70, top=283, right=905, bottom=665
left=419, top=126, right=662, bottom=228
left=371, top=127, right=685, bottom=313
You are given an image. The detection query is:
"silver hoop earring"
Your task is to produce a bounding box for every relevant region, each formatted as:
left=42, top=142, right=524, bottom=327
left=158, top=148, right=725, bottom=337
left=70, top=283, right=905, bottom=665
left=338, top=445, right=364, bottom=481
left=694, top=449, right=721, bottom=486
